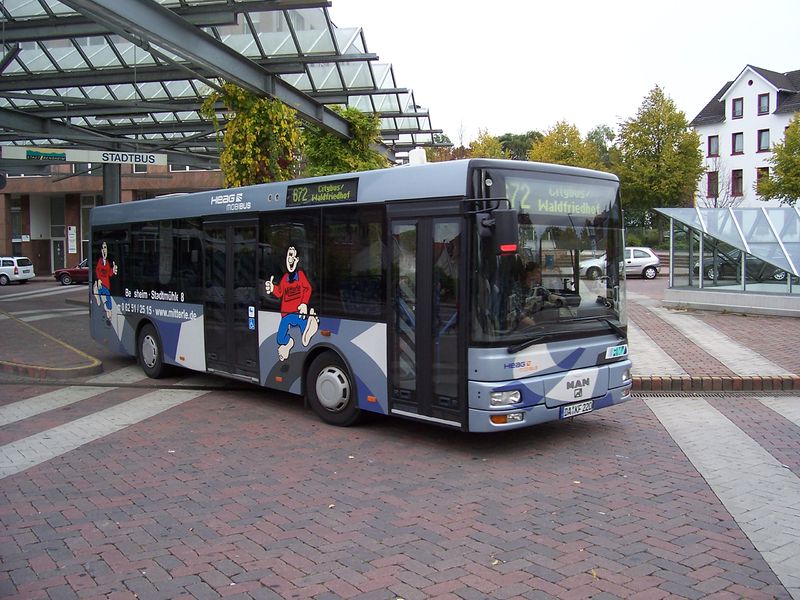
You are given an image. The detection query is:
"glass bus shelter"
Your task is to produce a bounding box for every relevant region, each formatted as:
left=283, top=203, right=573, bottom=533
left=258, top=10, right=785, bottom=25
left=655, top=207, right=800, bottom=295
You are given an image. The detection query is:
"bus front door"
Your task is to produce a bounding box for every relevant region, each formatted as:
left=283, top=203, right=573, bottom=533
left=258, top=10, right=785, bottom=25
left=389, top=210, right=465, bottom=429
left=203, top=219, right=259, bottom=381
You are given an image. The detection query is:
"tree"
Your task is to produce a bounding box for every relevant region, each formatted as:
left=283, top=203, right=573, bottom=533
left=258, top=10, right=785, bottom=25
left=468, top=129, right=510, bottom=159
left=616, top=86, right=704, bottom=226
left=527, top=121, right=604, bottom=170
left=498, top=131, right=543, bottom=160
left=426, top=133, right=458, bottom=162
left=586, top=125, right=617, bottom=170
left=302, top=106, right=389, bottom=176
left=757, top=112, right=800, bottom=205
left=201, top=83, right=304, bottom=186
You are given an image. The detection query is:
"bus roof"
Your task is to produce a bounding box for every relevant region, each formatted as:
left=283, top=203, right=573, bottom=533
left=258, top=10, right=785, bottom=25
left=90, top=159, right=618, bottom=227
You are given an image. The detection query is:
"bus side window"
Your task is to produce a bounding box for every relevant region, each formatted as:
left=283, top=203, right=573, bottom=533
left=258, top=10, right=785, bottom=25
left=321, top=206, right=386, bottom=318
left=259, top=212, right=320, bottom=313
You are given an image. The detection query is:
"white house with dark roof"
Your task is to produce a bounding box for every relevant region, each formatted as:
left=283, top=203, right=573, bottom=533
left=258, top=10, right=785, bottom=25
left=690, top=65, right=800, bottom=208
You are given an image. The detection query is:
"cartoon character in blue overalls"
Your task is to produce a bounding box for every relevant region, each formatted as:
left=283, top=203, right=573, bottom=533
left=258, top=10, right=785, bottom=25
left=264, top=246, right=319, bottom=361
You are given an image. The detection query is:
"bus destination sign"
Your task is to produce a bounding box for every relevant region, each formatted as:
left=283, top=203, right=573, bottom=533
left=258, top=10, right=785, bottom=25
left=287, top=178, right=358, bottom=207
left=505, top=176, right=615, bottom=217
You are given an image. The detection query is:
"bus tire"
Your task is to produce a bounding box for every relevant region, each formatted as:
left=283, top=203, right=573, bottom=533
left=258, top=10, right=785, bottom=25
left=138, top=323, right=166, bottom=379
left=306, top=352, right=362, bottom=426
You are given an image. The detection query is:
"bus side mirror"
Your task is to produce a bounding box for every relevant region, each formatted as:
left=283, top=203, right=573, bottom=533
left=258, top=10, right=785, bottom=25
left=493, top=208, right=519, bottom=254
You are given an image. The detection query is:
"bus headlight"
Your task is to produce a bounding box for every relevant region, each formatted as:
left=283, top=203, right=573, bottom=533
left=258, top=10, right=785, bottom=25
left=490, top=390, right=521, bottom=406
left=622, top=369, right=632, bottom=383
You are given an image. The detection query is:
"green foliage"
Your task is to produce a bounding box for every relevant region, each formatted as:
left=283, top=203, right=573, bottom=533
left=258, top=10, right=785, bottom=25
left=302, top=106, right=389, bottom=176
left=586, top=125, right=618, bottom=169
left=757, top=113, right=800, bottom=205
left=201, top=83, right=303, bottom=187
left=498, top=131, right=543, bottom=160
left=625, top=227, right=664, bottom=249
left=527, top=121, right=604, bottom=170
left=616, top=86, right=704, bottom=226
left=468, top=129, right=510, bottom=159
left=425, top=133, right=463, bottom=162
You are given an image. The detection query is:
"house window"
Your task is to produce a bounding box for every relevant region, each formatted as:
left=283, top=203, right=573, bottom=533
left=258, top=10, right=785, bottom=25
left=133, top=163, right=148, bottom=174
left=732, top=97, right=743, bottom=119
left=731, top=169, right=743, bottom=196
left=758, top=93, right=770, bottom=115
left=707, top=135, right=719, bottom=157
left=757, top=129, right=770, bottom=152
left=732, top=132, right=744, bottom=155
left=706, top=171, right=719, bottom=198
left=756, top=167, right=769, bottom=186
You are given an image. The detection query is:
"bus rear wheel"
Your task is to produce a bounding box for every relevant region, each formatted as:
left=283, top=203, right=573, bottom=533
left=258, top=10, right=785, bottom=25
left=138, top=323, right=166, bottom=379
left=306, top=352, right=362, bottom=426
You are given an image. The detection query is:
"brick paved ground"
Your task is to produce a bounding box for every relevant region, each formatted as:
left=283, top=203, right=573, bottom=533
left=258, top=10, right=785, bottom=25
left=694, top=312, right=800, bottom=375
left=626, top=302, right=734, bottom=377
left=1, top=387, right=794, bottom=599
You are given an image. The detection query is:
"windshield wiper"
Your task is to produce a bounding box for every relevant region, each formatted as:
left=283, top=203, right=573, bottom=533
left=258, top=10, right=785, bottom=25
left=507, top=329, right=579, bottom=354
left=505, top=317, right=625, bottom=355
left=567, top=316, right=626, bottom=339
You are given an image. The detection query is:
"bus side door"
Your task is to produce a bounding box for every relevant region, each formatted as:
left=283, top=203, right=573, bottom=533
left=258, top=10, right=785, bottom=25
left=203, top=218, right=259, bottom=381
left=388, top=202, right=465, bottom=429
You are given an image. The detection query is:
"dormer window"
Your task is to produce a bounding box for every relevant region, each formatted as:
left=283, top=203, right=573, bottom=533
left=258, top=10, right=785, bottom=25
left=758, top=93, right=770, bottom=115
left=732, top=97, right=743, bottom=119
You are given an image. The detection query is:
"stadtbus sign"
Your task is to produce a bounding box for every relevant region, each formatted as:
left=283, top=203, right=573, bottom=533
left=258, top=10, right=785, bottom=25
left=0, top=146, right=167, bottom=165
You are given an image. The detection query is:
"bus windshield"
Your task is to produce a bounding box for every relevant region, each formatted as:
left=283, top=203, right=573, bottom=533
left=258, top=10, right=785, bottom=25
left=471, top=168, right=625, bottom=345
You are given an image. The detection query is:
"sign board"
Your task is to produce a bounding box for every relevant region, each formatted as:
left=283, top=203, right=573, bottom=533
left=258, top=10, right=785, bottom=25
left=0, top=146, right=167, bottom=166
left=287, top=178, right=358, bottom=206
left=68, top=226, right=77, bottom=254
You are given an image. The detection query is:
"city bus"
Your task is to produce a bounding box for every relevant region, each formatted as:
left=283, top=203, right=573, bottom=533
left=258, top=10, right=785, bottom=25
left=89, top=159, right=631, bottom=432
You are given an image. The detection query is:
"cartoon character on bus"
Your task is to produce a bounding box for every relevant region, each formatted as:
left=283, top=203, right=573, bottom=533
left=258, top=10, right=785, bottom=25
left=93, top=240, right=118, bottom=322
left=264, top=245, right=319, bottom=361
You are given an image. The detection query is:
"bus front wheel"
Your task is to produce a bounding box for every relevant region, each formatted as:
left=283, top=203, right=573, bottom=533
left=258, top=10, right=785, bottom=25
left=306, top=352, right=362, bottom=426
left=138, top=323, right=166, bottom=379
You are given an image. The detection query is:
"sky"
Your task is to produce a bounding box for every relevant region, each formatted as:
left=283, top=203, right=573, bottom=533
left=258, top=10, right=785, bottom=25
left=328, top=0, right=800, bottom=146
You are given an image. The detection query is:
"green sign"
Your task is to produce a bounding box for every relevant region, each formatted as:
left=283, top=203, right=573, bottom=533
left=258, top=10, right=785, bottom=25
left=287, top=178, right=358, bottom=206
left=505, top=176, right=615, bottom=216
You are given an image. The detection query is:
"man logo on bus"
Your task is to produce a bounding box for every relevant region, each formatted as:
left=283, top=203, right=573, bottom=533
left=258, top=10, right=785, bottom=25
left=264, top=246, right=319, bottom=361
left=93, top=240, right=118, bottom=322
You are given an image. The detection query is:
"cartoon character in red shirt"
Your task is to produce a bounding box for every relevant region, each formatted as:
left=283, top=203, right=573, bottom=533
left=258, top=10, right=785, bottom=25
left=264, top=246, right=319, bottom=361
left=93, top=240, right=118, bottom=321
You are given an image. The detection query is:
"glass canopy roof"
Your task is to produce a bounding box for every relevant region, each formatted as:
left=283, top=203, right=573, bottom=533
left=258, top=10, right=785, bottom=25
left=656, top=207, right=800, bottom=277
left=0, top=0, right=442, bottom=170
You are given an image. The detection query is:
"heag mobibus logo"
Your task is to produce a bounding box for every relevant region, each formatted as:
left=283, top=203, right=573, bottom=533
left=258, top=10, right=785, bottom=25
left=210, top=192, right=243, bottom=205
left=210, top=192, right=251, bottom=211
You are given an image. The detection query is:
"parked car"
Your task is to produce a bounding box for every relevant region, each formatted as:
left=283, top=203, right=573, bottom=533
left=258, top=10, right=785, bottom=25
left=694, top=249, right=787, bottom=282
left=578, top=253, right=606, bottom=279
left=53, top=259, right=89, bottom=286
left=578, top=247, right=661, bottom=280
left=0, top=256, right=35, bottom=285
left=626, top=247, right=661, bottom=279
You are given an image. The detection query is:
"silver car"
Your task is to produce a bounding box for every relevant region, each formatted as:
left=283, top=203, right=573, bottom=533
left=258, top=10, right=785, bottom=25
left=578, top=247, right=661, bottom=280
left=625, top=247, right=660, bottom=279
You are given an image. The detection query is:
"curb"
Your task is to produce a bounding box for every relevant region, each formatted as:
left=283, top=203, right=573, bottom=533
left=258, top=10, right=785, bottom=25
left=0, top=360, right=103, bottom=380
left=0, top=306, right=103, bottom=381
left=632, top=375, right=800, bottom=392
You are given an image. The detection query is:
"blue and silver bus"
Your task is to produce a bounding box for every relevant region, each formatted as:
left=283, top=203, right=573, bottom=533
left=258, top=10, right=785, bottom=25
left=90, top=159, right=631, bottom=432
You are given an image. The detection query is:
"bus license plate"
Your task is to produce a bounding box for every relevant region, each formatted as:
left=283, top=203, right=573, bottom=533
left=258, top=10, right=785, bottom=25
left=561, top=400, right=593, bottom=419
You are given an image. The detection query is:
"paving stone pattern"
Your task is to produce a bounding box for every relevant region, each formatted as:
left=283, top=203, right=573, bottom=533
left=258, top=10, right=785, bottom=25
left=1, top=383, right=797, bottom=599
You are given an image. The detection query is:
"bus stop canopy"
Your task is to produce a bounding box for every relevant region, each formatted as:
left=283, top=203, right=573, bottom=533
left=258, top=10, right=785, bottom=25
left=0, top=0, right=443, bottom=172
left=656, top=207, right=800, bottom=277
